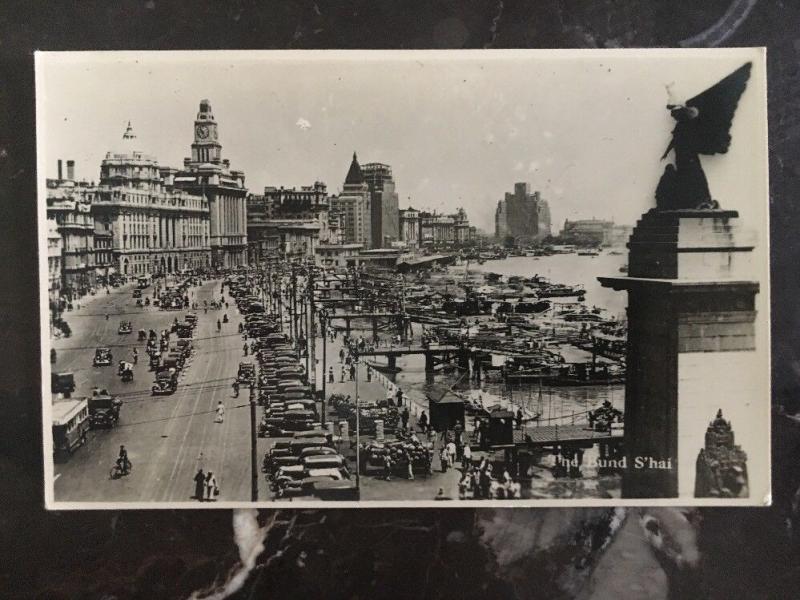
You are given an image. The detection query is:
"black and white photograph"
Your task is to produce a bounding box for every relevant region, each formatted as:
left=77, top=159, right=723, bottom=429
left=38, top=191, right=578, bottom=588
left=37, top=49, right=769, bottom=508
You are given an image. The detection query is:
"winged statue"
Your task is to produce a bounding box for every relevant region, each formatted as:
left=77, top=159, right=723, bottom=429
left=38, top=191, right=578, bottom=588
left=655, top=62, right=752, bottom=211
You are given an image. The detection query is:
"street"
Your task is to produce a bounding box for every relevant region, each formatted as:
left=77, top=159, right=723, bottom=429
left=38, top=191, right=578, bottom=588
left=51, top=279, right=270, bottom=503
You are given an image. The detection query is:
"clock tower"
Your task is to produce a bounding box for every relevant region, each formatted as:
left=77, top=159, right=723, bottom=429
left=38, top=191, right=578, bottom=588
left=190, top=98, right=222, bottom=164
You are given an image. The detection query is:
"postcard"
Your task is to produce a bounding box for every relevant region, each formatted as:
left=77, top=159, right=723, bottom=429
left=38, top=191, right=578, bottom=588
left=37, top=49, right=769, bottom=508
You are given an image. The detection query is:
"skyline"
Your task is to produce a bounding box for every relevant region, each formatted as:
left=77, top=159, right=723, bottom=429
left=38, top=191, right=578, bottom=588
left=38, top=50, right=766, bottom=233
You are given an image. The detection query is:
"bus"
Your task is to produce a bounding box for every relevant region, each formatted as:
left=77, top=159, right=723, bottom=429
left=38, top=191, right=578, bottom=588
left=52, top=398, right=90, bottom=455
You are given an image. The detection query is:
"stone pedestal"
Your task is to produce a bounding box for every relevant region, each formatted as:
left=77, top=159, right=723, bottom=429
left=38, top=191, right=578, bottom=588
left=600, top=209, right=759, bottom=498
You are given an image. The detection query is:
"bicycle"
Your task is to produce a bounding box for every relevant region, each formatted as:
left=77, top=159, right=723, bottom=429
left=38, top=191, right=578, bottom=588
left=109, top=459, right=133, bottom=479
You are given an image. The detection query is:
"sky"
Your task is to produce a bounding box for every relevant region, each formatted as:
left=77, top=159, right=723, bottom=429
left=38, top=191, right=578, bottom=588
left=37, top=49, right=767, bottom=234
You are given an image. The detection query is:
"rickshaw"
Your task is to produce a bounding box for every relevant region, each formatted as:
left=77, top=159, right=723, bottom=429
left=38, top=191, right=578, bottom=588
left=118, top=362, right=134, bottom=382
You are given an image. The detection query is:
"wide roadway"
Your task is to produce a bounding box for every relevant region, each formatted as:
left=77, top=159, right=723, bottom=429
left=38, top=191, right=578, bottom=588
left=51, top=279, right=266, bottom=503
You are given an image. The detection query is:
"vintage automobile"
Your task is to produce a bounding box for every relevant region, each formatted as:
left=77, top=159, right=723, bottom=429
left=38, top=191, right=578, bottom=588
left=88, top=388, right=122, bottom=428
left=132, top=289, right=142, bottom=299
left=149, top=351, right=161, bottom=370
left=175, top=339, right=193, bottom=356
left=51, top=371, right=75, bottom=397
left=175, top=322, right=193, bottom=338
left=237, top=362, right=255, bottom=385
left=152, top=369, right=178, bottom=395
left=118, top=321, right=133, bottom=334
left=93, top=347, right=113, bottom=367
left=184, top=313, right=198, bottom=328
left=272, top=466, right=350, bottom=498
left=312, top=478, right=359, bottom=500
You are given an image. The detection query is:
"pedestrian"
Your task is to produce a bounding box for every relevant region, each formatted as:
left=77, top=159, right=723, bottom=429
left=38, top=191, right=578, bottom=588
left=462, top=444, right=472, bottom=470
left=349, top=364, right=356, bottom=381
left=446, top=440, right=457, bottom=467
left=232, top=380, right=240, bottom=398
left=418, top=411, right=428, bottom=434
left=395, top=388, right=404, bottom=407
left=193, top=469, right=205, bottom=501
left=366, top=365, right=372, bottom=382
left=133, top=348, right=138, bottom=364
left=340, top=364, right=346, bottom=383
left=386, top=389, right=395, bottom=407
left=435, top=488, right=447, bottom=501
left=383, top=454, right=393, bottom=481
left=345, top=354, right=351, bottom=366
left=215, top=400, right=225, bottom=423
left=328, top=366, right=334, bottom=383
left=401, top=407, right=410, bottom=431
left=339, top=348, right=345, bottom=362
left=440, top=447, right=449, bottom=473
left=205, top=471, right=218, bottom=501
left=406, top=450, right=415, bottom=480
left=516, top=408, right=524, bottom=430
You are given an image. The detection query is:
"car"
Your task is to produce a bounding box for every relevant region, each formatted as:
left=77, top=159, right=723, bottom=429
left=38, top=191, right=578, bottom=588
left=132, top=289, right=142, bottom=298
left=88, top=388, right=122, bottom=428
left=93, top=347, right=113, bottom=367
left=118, top=321, right=133, bottom=335
left=237, top=362, right=255, bottom=384
left=51, top=372, right=76, bottom=397
left=152, top=369, right=178, bottom=395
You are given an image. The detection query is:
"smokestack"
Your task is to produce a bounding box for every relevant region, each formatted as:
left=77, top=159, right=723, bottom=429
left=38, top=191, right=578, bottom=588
left=66, top=160, right=75, bottom=181
left=57, top=160, right=63, bottom=180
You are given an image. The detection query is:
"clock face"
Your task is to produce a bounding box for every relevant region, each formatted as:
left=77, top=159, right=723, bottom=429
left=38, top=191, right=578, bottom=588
left=196, top=124, right=210, bottom=139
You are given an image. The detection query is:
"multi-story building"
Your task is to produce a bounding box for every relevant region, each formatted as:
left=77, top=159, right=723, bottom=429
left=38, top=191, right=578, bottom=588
left=399, top=207, right=421, bottom=248
left=361, top=162, right=399, bottom=248
left=453, top=208, right=471, bottom=244
left=173, top=99, right=248, bottom=268
left=495, top=199, right=509, bottom=239
left=329, top=153, right=371, bottom=248
left=46, top=172, right=96, bottom=300
left=315, top=243, right=364, bottom=269
left=91, top=122, right=211, bottom=276
left=495, top=182, right=551, bottom=243
left=46, top=219, right=62, bottom=311
left=561, top=218, right=630, bottom=246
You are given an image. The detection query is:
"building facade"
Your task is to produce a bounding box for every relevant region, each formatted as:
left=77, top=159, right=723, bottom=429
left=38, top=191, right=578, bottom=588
left=315, top=243, right=364, bottom=269
left=92, top=123, right=211, bottom=276
left=561, top=218, right=615, bottom=246
left=329, top=153, right=371, bottom=248
left=399, top=207, right=421, bottom=248
left=46, top=219, right=62, bottom=309
left=46, top=177, right=96, bottom=300
left=173, top=99, right=248, bottom=269
left=495, top=182, right=551, bottom=242
left=362, top=162, right=400, bottom=248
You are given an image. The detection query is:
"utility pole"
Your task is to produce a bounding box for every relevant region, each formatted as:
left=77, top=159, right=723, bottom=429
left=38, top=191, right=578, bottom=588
left=308, top=261, right=317, bottom=396
left=354, top=354, right=360, bottom=491
left=249, top=367, right=258, bottom=502
left=321, top=312, right=327, bottom=426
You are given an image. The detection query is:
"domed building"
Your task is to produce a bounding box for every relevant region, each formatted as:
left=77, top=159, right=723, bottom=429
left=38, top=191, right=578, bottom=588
left=93, top=121, right=212, bottom=276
